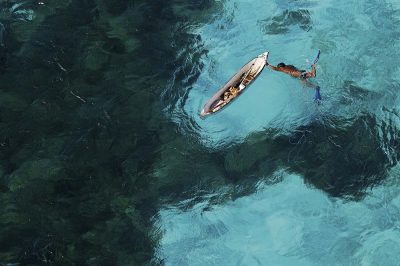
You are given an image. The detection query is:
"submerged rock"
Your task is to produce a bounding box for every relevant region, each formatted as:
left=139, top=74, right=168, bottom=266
left=260, top=9, right=313, bottom=34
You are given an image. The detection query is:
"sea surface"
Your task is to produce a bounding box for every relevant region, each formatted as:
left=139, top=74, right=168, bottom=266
left=0, top=0, right=400, bottom=265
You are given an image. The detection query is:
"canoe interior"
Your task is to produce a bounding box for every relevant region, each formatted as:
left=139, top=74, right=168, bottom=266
left=201, top=53, right=267, bottom=116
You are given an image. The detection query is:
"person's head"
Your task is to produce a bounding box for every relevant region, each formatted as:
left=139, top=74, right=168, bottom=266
left=277, top=62, right=286, bottom=68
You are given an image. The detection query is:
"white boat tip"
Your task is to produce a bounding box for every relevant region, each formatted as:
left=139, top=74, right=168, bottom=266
left=259, top=51, right=269, bottom=60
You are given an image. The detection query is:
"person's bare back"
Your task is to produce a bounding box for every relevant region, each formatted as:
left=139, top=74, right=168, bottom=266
left=266, top=50, right=321, bottom=103
left=267, top=62, right=316, bottom=79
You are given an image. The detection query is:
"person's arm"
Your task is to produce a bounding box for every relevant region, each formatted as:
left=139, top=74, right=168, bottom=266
left=267, top=64, right=280, bottom=71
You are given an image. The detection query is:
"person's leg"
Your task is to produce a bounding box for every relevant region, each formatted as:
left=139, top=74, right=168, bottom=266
left=311, top=64, right=316, bottom=77
left=314, top=86, right=321, bottom=102
left=304, top=64, right=316, bottom=78
left=300, top=78, right=317, bottom=88
left=300, top=79, right=321, bottom=103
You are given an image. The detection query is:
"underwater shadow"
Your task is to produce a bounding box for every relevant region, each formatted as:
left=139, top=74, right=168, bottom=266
left=220, top=113, right=394, bottom=200
left=259, top=9, right=313, bottom=35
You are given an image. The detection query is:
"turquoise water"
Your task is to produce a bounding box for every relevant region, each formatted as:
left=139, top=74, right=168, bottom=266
left=172, top=0, right=400, bottom=146
left=157, top=168, right=400, bottom=265
left=158, top=0, right=400, bottom=265
left=1, top=0, right=400, bottom=265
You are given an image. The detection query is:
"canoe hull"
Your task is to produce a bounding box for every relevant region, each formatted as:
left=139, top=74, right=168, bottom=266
left=200, top=52, right=268, bottom=117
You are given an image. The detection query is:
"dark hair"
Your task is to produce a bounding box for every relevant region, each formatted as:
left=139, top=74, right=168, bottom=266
left=277, top=62, right=286, bottom=67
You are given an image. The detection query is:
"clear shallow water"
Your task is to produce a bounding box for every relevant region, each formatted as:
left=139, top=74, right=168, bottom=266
left=158, top=0, right=400, bottom=264
left=170, top=0, right=400, bottom=146
left=157, top=166, right=400, bottom=266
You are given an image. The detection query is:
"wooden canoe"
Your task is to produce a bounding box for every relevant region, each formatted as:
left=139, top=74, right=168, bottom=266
left=200, top=52, right=268, bottom=117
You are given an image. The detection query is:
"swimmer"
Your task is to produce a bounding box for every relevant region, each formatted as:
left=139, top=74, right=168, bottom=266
left=267, top=50, right=321, bottom=102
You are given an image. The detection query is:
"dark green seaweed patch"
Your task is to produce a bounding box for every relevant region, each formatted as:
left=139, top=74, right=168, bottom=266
left=0, top=0, right=218, bottom=265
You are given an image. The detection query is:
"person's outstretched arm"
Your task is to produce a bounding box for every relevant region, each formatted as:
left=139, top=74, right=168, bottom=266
left=267, top=64, right=280, bottom=71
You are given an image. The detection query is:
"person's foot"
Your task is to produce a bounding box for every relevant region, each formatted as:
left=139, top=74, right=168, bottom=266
left=314, top=86, right=322, bottom=103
